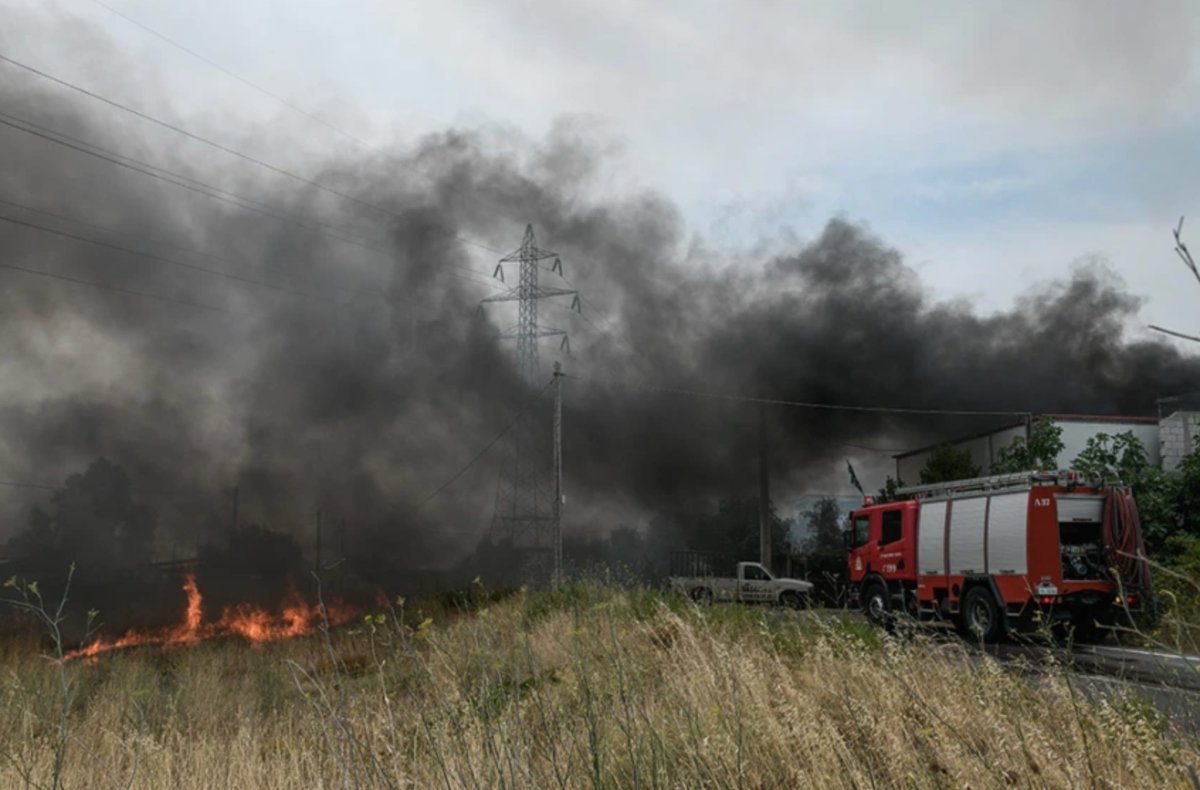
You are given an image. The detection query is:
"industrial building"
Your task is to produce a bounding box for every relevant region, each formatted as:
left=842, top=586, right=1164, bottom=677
left=894, top=404, right=1199, bottom=483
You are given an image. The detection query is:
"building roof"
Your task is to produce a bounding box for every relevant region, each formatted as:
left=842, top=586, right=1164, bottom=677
left=892, top=413, right=1159, bottom=460
left=1036, top=413, right=1159, bottom=425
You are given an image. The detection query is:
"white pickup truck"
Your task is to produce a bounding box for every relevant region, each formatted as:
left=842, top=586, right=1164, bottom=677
left=669, top=558, right=813, bottom=609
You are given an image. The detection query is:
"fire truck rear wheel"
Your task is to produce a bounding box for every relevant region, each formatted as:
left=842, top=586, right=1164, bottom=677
left=863, top=581, right=891, bottom=629
left=961, top=587, right=1004, bottom=642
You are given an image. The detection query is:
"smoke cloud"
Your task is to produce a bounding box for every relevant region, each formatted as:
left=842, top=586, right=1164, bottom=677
left=0, top=22, right=1197, bottom=573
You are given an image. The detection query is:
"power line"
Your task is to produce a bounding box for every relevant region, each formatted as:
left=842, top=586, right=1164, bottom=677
left=77, top=1, right=513, bottom=266
left=413, top=378, right=555, bottom=511
left=0, top=204, right=511, bottom=324
left=0, top=112, right=383, bottom=248
left=537, top=263, right=610, bottom=333
left=0, top=194, right=238, bottom=266
left=0, top=259, right=247, bottom=315
left=564, top=374, right=1031, bottom=418
left=0, top=195, right=489, bottom=310
left=0, top=55, right=606, bottom=334
left=86, top=0, right=378, bottom=152
left=838, top=442, right=910, bottom=454
left=0, top=479, right=62, bottom=491
left=0, top=53, right=508, bottom=262
left=0, top=210, right=346, bottom=306
left=0, top=194, right=373, bottom=299
left=0, top=111, right=506, bottom=290
left=0, top=52, right=382, bottom=212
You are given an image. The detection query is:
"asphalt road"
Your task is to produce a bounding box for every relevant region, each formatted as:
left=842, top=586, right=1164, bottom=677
left=990, top=642, right=1200, bottom=691
left=983, top=642, right=1200, bottom=733
left=768, top=606, right=1200, bottom=731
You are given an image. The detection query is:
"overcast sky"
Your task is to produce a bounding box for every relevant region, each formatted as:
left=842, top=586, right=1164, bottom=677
left=5, top=0, right=1200, bottom=334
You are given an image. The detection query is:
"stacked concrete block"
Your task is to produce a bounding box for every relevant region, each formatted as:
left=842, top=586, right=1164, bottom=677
left=1159, top=411, right=1200, bottom=472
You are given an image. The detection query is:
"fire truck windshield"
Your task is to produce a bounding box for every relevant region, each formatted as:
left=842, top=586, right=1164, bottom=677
left=850, top=515, right=870, bottom=548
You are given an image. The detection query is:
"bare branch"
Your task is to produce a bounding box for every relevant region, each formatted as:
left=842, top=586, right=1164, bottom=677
left=1150, top=217, right=1200, bottom=343
left=1149, top=325, right=1200, bottom=343
left=1175, top=216, right=1200, bottom=287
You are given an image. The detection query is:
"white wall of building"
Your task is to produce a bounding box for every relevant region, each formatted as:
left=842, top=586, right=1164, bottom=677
left=896, top=423, right=1024, bottom=484
left=896, top=417, right=1162, bottom=483
left=1052, top=419, right=1161, bottom=468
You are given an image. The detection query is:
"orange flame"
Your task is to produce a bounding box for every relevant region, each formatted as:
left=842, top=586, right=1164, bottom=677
left=68, top=574, right=356, bottom=660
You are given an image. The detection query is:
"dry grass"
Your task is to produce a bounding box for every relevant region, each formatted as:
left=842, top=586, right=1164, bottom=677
left=1, top=582, right=1198, bottom=788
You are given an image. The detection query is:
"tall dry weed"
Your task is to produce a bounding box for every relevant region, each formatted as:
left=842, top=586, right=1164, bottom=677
left=0, top=581, right=1196, bottom=788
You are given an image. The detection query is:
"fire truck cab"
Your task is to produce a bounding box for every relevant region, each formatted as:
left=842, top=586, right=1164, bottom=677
left=846, top=470, right=1151, bottom=641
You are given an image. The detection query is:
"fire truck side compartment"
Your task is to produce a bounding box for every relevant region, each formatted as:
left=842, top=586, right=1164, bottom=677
left=986, top=492, right=1028, bottom=575
left=917, top=500, right=946, bottom=575
left=949, top=497, right=987, bottom=575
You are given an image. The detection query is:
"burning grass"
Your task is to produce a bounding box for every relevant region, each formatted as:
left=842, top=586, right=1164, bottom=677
left=65, top=575, right=357, bottom=660
left=1, top=581, right=1198, bottom=787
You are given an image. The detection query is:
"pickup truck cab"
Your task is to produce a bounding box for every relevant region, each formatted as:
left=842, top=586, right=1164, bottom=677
left=670, top=560, right=813, bottom=609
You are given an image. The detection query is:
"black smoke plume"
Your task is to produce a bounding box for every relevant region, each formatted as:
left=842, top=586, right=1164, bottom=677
left=1, top=20, right=1197, bottom=578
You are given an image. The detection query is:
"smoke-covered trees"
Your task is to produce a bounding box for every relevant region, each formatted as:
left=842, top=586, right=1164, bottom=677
left=198, top=524, right=305, bottom=575
left=536, top=497, right=796, bottom=580
left=991, top=420, right=1065, bottom=473
left=11, top=458, right=156, bottom=573
left=802, top=497, right=844, bottom=556
left=695, top=497, right=792, bottom=565
left=798, top=496, right=850, bottom=604
left=919, top=445, right=981, bottom=484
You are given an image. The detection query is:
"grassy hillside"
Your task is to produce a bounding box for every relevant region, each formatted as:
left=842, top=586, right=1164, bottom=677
left=1, top=582, right=1197, bottom=788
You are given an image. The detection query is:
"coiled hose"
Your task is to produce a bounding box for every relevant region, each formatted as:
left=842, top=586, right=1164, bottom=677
left=1102, top=486, right=1153, bottom=601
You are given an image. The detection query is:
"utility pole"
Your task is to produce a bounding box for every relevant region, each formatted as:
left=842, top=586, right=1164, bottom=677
left=480, top=225, right=581, bottom=580
left=552, top=361, right=564, bottom=583
left=759, top=402, right=771, bottom=573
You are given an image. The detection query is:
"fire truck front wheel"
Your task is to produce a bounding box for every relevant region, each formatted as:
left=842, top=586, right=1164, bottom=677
left=862, top=581, right=892, bottom=629
left=961, top=587, right=1005, bottom=642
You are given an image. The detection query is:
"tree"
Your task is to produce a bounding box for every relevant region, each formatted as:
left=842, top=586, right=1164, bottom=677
left=802, top=497, right=844, bottom=556
left=799, top=496, right=852, bottom=605
left=991, top=419, right=1065, bottom=473
left=699, top=496, right=792, bottom=563
left=12, top=458, right=157, bottom=573
left=919, top=445, right=981, bottom=484
left=1072, top=431, right=1151, bottom=485
left=877, top=476, right=905, bottom=502
left=1136, top=443, right=1200, bottom=557
left=1066, top=430, right=1200, bottom=559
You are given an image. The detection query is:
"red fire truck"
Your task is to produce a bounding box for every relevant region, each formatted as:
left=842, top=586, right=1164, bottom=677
left=846, top=470, right=1152, bottom=641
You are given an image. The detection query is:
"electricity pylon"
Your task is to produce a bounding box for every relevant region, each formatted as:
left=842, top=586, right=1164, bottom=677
left=480, top=225, right=579, bottom=577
